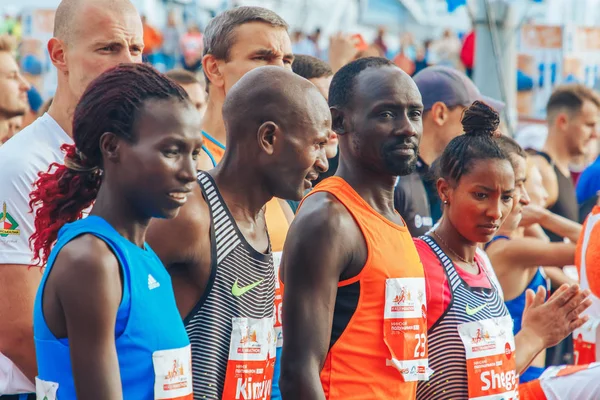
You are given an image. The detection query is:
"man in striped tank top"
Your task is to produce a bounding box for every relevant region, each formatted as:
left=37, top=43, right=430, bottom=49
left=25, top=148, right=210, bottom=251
left=280, top=57, right=430, bottom=399
left=146, top=66, right=330, bottom=400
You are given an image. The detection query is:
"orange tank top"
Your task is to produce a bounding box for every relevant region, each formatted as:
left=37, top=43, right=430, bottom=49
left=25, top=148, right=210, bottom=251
left=302, top=177, right=429, bottom=400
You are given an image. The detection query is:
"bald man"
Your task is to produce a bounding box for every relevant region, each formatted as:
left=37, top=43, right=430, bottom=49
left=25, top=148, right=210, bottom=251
left=146, top=66, right=330, bottom=400
left=0, top=0, right=143, bottom=395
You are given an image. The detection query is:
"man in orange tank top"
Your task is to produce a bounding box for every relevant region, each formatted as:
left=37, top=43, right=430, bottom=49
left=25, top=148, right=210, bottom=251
left=280, top=57, right=430, bottom=399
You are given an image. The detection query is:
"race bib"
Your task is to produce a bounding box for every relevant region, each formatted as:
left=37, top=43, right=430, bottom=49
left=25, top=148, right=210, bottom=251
left=273, top=252, right=283, bottom=349
left=152, top=345, right=193, bottom=400
left=222, top=317, right=276, bottom=400
left=383, top=277, right=430, bottom=381
left=35, top=377, right=58, bottom=400
left=573, top=319, right=600, bottom=365
left=458, top=316, right=518, bottom=400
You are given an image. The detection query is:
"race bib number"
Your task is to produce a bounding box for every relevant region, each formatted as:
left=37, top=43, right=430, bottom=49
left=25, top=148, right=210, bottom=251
left=273, top=252, right=283, bottom=349
left=383, top=277, right=430, bottom=381
left=458, top=316, right=518, bottom=400
left=152, top=345, right=193, bottom=400
left=222, top=317, right=276, bottom=400
left=35, top=377, right=59, bottom=400
left=573, top=319, right=600, bottom=365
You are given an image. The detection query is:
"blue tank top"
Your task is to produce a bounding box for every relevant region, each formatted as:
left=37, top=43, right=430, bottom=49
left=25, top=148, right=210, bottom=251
left=33, top=216, right=191, bottom=399
left=486, top=235, right=550, bottom=382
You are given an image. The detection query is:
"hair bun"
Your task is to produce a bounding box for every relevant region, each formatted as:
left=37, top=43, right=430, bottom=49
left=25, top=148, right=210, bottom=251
left=461, top=100, right=500, bottom=137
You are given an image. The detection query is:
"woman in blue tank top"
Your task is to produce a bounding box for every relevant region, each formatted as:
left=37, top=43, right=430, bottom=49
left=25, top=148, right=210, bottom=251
left=28, top=64, right=203, bottom=400
left=485, top=144, right=580, bottom=382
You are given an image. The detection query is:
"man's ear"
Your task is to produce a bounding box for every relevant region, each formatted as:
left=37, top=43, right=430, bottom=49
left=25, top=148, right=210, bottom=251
left=330, top=106, right=349, bottom=136
left=257, top=121, right=279, bottom=156
left=48, top=38, right=68, bottom=73
left=430, top=102, right=450, bottom=127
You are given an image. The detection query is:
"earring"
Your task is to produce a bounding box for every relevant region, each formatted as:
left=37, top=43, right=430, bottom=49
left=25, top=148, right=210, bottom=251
left=443, top=200, right=448, bottom=204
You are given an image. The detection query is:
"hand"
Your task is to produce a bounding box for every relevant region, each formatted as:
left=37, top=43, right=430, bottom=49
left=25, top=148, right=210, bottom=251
left=519, top=204, right=548, bottom=228
left=521, top=284, right=591, bottom=350
left=328, top=33, right=359, bottom=73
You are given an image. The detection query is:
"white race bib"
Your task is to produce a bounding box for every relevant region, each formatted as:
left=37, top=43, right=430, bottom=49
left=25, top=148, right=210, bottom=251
left=152, top=345, right=193, bottom=400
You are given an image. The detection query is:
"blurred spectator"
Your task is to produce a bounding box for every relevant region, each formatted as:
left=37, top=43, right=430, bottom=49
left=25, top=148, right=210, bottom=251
left=3, top=115, right=22, bottom=144
left=393, top=33, right=417, bottom=76
left=373, top=26, right=388, bottom=57
left=292, top=30, right=317, bottom=57
left=161, top=11, right=183, bottom=71
left=431, top=28, right=462, bottom=69
left=327, top=33, right=359, bottom=73
left=461, top=29, right=475, bottom=77
left=142, top=15, right=163, bottom=58
left=180, top=24, right=203, bottom=72
left=165, top=68, right=207, bottom=118
left=0, top=34, right=30, bottom=144
left=20, top=86, right=43, bottom=131
left=309, top=28, right=323, bottom=58
left=413, top=40, right=431, bottom=75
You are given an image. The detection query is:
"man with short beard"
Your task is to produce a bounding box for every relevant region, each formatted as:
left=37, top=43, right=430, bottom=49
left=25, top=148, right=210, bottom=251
left=280, top=57, right=429, bottom=399
left=0, top=35, right=30, bottom=144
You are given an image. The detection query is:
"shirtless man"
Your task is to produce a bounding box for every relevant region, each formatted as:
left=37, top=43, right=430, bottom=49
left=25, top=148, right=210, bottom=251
left=146, top=66, right=330, bottom=399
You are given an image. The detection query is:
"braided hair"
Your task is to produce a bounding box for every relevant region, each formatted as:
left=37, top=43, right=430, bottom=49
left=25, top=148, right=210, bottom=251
left=438, top=101, right=509, bottom=185
left=29, top=63, right=189, bottom=267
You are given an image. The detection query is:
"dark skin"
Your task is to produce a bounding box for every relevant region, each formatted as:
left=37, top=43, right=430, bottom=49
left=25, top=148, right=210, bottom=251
left=146, top=67, right=330, bottom=320
left=279, top=65, right=423, bottom=399
left=433, top=157, right=592, bottom=374
left=41, top=99, right=202, bottom=400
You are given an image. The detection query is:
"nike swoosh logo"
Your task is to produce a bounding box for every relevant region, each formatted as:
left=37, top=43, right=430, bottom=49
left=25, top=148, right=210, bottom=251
left=465, top=304, right=487, bottom=316
left=231, top=279, right=263, bottom=297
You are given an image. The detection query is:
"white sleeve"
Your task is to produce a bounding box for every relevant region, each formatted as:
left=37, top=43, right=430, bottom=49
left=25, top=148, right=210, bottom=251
left=0, top=155, right=40, bottom=265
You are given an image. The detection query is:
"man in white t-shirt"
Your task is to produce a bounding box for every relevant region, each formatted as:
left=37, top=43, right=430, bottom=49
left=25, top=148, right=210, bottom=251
left=0, top=35, right=30, bottom=144
left=0, top=0, right=143, bottom=396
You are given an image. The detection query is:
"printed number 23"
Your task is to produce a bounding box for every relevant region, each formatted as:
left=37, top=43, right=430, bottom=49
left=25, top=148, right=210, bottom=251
left=414, top=333, right=426, bottom=358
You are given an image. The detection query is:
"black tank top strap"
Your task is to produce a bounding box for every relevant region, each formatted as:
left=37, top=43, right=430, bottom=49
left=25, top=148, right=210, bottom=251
left=528, top=149, right=553, bottom=165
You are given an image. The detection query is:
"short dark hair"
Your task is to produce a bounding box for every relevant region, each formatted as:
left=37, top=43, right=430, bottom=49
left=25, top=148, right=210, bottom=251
left=292, top=55, right=333, bottom=80
left=203, top=6, right=288, bottom=61
left=546, top=84, right=600, bottom=123
left=328, top=57, right=394, bottom=110
left=165, top=68, right=200, bottom=85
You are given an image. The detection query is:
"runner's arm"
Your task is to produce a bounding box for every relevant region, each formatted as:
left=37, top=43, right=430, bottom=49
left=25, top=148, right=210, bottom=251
left=279, top=196, right=353, bottom=400
left=53, top=236, right=124, bottom=400
left=521, top=204, right=581, bottom=243
left=516, top=284, right=592, bottom=374
left=487, top=238, right=575, bottom=270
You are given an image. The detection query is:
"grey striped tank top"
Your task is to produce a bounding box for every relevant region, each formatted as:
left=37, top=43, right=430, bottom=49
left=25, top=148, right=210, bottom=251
left=186, top=171, right=275, bottom=399
left=416, top=235, right=510, bottom=400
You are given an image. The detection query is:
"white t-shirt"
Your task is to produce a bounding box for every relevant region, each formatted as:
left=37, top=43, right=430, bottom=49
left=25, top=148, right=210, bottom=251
left=0, top=113, right=71, bottom=265
left=0, top=113, right=70, bottom=395
left=541, top=363, right=600, bottom=400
